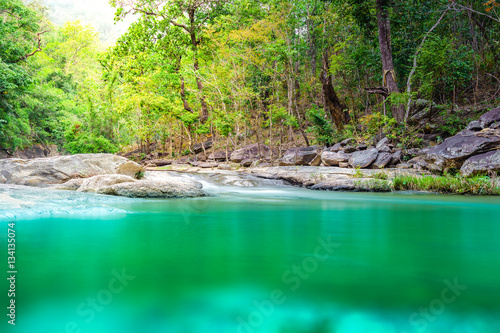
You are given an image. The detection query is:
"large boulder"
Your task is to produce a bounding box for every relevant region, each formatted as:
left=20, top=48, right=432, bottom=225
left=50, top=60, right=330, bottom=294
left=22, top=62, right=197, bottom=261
left=280, top=146, right=321, bottom=166
left=372, top=152, right=392, bottom=169
left=97, top=179, right=206, bottom=198
left=231, top=144, right=271, bottom=163
left=321, top=151, right=350, bottom=167
left=77, top=174, right=137, bottom=193
left=420, top=130, right=500, bottom=172
left=479, top=107, right=500, bottom=128
left=349, top=148, right=379, bottom=168
left=0, top=154, right=145, bottom=187
left=460, top=150, right=500, bottom=176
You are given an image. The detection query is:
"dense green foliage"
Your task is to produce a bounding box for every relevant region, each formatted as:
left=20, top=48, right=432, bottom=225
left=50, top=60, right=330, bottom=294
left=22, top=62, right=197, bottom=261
left=1, top=0, right=500, bottom=155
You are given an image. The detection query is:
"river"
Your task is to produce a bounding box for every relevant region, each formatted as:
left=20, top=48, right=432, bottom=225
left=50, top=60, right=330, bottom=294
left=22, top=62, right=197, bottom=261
left=1, top=171, right=499, bottom=333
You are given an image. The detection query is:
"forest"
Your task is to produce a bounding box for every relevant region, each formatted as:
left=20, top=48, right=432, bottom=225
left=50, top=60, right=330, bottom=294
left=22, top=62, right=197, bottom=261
left=1, top=0, right=500, bottom=160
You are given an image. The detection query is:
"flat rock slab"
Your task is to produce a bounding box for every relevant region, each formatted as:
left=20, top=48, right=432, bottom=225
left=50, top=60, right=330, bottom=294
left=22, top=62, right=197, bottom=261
left=0, top=154, right=144, bottom=187
left=98, top=179, right=206, bottom=198
left=421, top=130, right=500, bottom=172
left=460, top=150, right=500, bottom=176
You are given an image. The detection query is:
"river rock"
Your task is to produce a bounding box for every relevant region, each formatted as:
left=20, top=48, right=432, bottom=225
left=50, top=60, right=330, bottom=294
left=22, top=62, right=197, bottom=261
left=343, top=146, right=357, bottom=153
left=0, top=154, right=145, bottom=187
left=329, top=143, right=342, bottom=152
left=98, top=179, right=206, bottom=198
left=148, top=159, right=172, bottom=167
left=466, top=121, right=482, bottom=131
left=390, top=150, right=403, bottom=165
left=280, top=146, right=321, bottom=166
left=372, top=152, right=392, bottom=169
left=460, top=150, right=500, bottom=176
left=340, top=138, right=356, bottom=146
left=240, top=159, right=253, bottom=167
left=54, top=178, right=85, bottom=191
left=349, top=148, right=379, bottom=168
left=231, top=144, right=271, bottom=163
left=78, top=174, right=137, bottom=193
left=115, top=161, right=144, bottom=178
left=321, top=151, right=350, bottom=166
left=376, top=137, right=390, bottom=149
left=209, top=151, right=231, bottom=162
left=420, top=130, right=500, bottom=172
left=192, top=141, right=213, bottom=154
left=479, top=107, right=500, bottom=128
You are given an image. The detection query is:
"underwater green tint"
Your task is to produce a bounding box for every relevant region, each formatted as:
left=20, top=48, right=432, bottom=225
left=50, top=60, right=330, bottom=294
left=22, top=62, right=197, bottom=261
left=1, top=188, right=500, bottom=333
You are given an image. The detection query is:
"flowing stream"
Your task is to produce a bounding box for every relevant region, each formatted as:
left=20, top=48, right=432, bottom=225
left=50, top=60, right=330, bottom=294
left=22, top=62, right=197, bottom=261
left=1, top=171, right=500, bottom=333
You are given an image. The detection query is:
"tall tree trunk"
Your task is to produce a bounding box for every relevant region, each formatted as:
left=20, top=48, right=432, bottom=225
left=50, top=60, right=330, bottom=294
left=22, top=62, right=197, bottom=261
left=376, top=0, right=404, bottom=122
left=321, top=51, right=348, bottom=130
left=189, top=10, right=209, bottom=124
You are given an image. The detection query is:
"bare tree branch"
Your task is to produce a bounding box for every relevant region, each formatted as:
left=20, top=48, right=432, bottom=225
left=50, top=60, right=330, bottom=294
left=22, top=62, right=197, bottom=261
left=15, top=30, right=49, bottom=63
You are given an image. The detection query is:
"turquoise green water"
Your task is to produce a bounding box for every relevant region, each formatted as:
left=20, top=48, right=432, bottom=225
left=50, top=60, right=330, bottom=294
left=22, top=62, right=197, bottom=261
left=1, top=187, right=500, bottom=333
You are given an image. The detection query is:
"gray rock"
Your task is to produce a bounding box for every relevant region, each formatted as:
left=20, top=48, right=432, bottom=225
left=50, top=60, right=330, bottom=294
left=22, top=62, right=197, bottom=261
left=340, top=138, right=356, bottom=146
left=460, top=150, right=500, bottom=176
left=408, top=156, right=430, bottom=171
left=396, top=163, right=412, bottom=169
left=231, top=144, right=271, bottom=163
left=491, top=122, right=500, bottom=130
left=372, top=152, right=392, bottom=169
left=349, top=148, right=379, bottom=168
left=479, top=107, right=500, bottom=128
left=357, top=144, right=368, bottom=151
left=217, top=164, right=233, bottom=171
left=466, top=121, right=482, bottom=131
left=378, top=145, right=392, bottom=153
left=309, top=153, right=322, bottom=166
left=147, top=159, right=172, bottom=167
left=209, top=151, right=231, bottom=162
left=240, top=159, right=253, bottom=167
left=0, top=154, right=145, bottom=187
left=343, top=146, right=357, bottom=153
left=192, top=141, right=213, bottom=154
left=321, top=151, right=350, bottom=166
left=53, top=178, right=85, bottom=191
left=390, top=150, right=403, bottom=165
left=78, top=174, right=137, bottom=193
left=329, top=143, right=342, bottom=152
left=376, top=137, right=390, bottom=149
left=198, top=162, right=219, bottom=168
left=406, top=148, right=421, bottom=156
left=339, top=162, right=350, bottom=168
left=98, top=179, right=206, bottom=198
left=280, top=146, right=321, bottom=166
left=420, top=130, right=500, bottom=172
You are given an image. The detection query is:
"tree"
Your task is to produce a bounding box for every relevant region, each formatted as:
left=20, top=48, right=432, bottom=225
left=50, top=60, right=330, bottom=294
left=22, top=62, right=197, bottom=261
left=375, top=0, right=404, bottom=122
left=111, top=0, right=228, bottom=124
